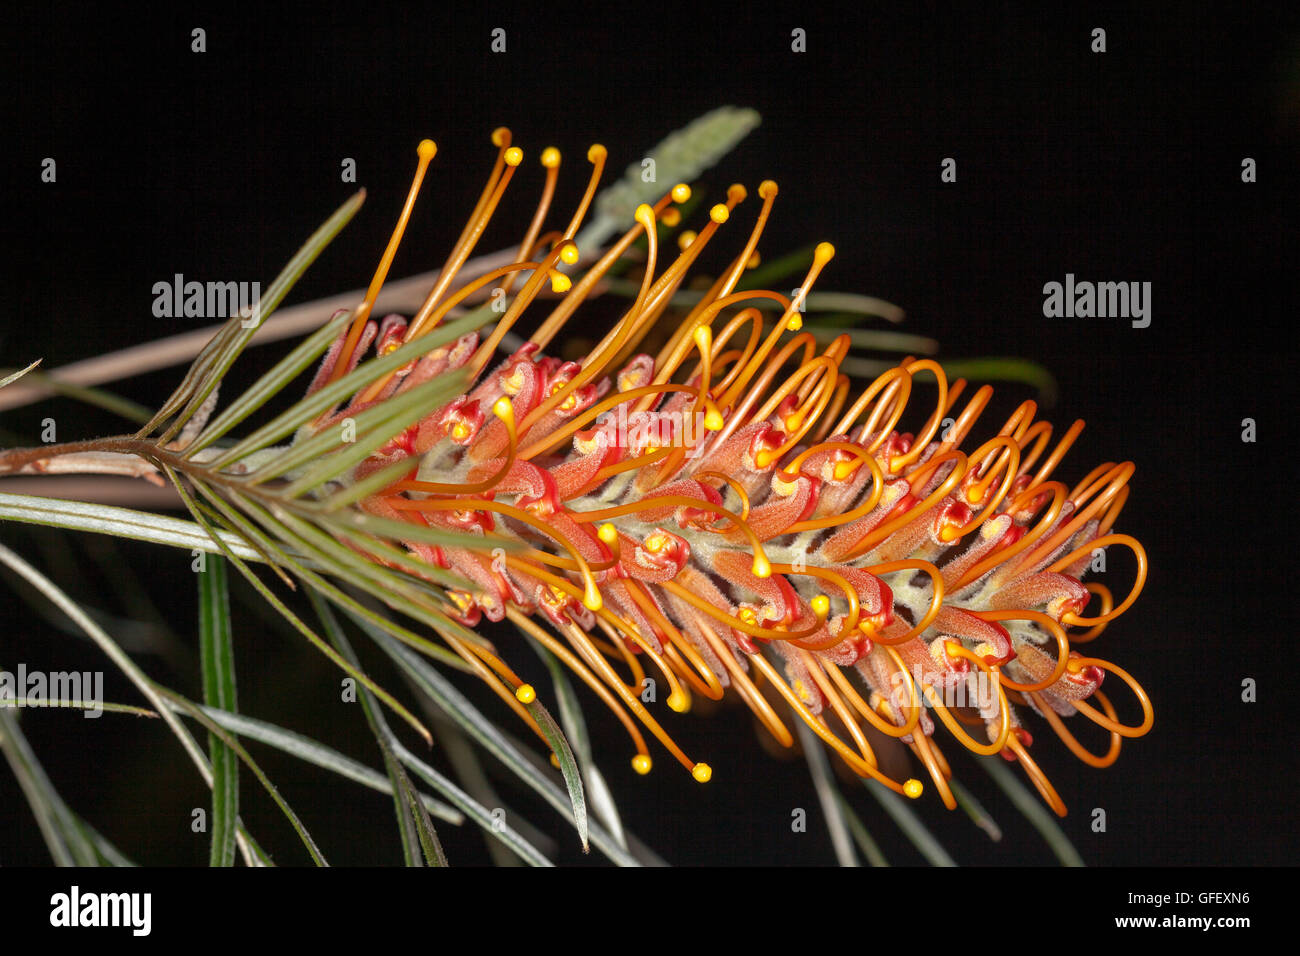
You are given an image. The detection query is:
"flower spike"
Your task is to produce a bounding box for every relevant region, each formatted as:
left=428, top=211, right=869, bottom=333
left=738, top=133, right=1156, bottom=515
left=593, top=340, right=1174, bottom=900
left=294, top=132, right=1152, bottom=811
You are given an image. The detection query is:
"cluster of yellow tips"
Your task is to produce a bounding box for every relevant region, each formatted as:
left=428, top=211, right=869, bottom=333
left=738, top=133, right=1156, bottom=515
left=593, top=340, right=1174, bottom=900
left=305, top=129, right=1152, bottom=815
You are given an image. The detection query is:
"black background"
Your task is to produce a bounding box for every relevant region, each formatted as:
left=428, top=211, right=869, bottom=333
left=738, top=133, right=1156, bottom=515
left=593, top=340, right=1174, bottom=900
left=1, top=3, right=1295, bottom=870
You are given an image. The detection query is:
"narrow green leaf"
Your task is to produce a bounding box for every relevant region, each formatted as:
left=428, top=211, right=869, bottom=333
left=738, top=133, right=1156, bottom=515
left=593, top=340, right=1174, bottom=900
left=524, top=696, right=588, bottom=853
left=311, top=591, right=446, bottom=866
left=75, top=816, right=138, bottom=867
left=0, top=543, right=216, bottom=807
left=239, top=831, right=275, bottom=867
left=384, top=747, right=423, bottom=866
left=177, top=704, right=460, bottom=824
left=0, top=705, right=99, bottom=865
left=252, top=372, right=465, bottom=492
left=155, top=686, right=328, bottom=866
left=0, top=367, right=153, bottom=423
left=220, top=500, right=476, bottom=670
left=210, top=490, right=481, bottom=667
left=262, top=502, right=479, bottom=630
left=579, top=105, right=761, bottom=250
left=419, top=713, right=547, bottom=866
left=0, top=541, right=260, bottom=866
left=140, top=308, right=246, bottom=437
left=527, top=638, right=627, bottom=851
left=399, top=757, right=446, bottom=865
left=949, top=775, right=1003, bottom=842
left=317, top=508, right=517, bottom=558
left=155, top=191, right=367, bottom=445
left=0, top=360, right=42, bottom=390
left=198, top=554, right=239, bottom=867
left=305, top=571, right=474, bottom=673
left=176, top=477, right=433, bottom=746
left=980, top=755, right=1083, bottom=866
left=315, top=455, right=422, bottom=512
left=833, top=792, right=889, bottom=867
left=308, top=511, right=472, bottom=590
left=185, top=309, right=353, bottom=455
left=363, top=622, right=640, bottom=866
left=184, top=478, right=297, bottom=589
left=793, top=717, right=858, bottom=866
left=0, top=492, right=263, bottom=562
left=863, top=778, right=957, bottom=867
left=1, top=698, right=157, bottom=717
left=205, top=309, right=482, bottom=471
left=392, top=742, right=555, bottom=867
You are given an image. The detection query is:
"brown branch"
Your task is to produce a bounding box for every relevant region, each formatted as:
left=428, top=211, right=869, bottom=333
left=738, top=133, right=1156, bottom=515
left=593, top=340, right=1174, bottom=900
left=0, top=476, right=183, bottom=508
left=0, top=437, right=175, bottom=484
left=0, top=439, right=117, bottom=472
left=0, top=248, right=522, bottom=414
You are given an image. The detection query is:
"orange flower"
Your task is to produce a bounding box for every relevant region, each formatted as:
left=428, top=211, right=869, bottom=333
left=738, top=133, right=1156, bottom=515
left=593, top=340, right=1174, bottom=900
left=303, top=130, right=1152, bottom=815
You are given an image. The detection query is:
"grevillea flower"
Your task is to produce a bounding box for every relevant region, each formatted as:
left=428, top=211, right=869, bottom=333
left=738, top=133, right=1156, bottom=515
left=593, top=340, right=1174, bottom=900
left=300, top=129, right=1152, bottom=816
